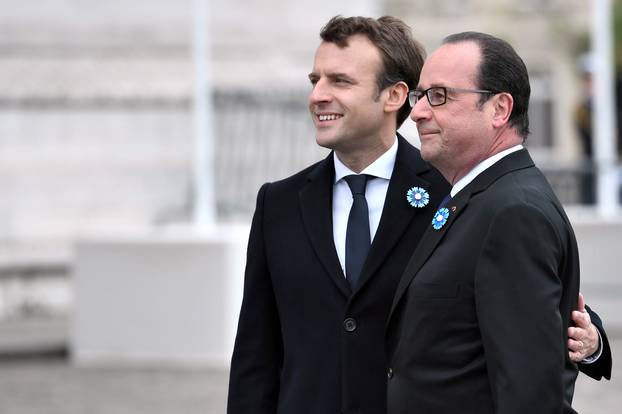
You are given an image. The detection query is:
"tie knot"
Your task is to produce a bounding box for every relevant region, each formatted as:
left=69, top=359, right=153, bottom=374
left=344, top=174, right=369, bottom=196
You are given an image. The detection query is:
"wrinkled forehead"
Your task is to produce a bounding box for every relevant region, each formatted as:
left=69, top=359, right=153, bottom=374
left=419, top=41, right=481, bottom=89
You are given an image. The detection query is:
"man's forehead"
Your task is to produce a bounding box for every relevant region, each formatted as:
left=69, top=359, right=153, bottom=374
left=419, top=42, right=480, bottom=87
left=312, top=36, right=382, bottom=73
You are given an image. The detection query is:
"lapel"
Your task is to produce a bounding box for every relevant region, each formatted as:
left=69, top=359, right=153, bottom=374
left=388, top=149, right=536, bottom=319
left=299, top=153, right=351, bottom=297
left=354, top=135, right=435, bottom=293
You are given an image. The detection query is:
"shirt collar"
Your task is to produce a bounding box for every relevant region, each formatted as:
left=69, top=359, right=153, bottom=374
left=451, top=144, right=523, bottom=197
left=333, top=137, right=398, bottom=183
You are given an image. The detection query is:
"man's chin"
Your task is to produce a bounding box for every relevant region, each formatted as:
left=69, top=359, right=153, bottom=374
left=315, top=134, right=338, bottom=150
left=419, top=146, right=437, bottom=163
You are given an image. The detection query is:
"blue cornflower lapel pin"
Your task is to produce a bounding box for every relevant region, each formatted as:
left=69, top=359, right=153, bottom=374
left=432, top=207, right=450, bottom=230
left=406, top=186, right=430, bottom=208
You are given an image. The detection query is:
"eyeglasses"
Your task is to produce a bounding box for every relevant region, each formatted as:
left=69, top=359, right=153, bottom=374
left=408, top=86, right=496, bottom=107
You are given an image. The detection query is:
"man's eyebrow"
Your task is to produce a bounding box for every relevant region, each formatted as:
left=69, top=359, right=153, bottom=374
left=416, top=83, right=445, bottom=90
left=327, top=72, right=354, bottom=80
left=308, top=71, right=355, bottom=79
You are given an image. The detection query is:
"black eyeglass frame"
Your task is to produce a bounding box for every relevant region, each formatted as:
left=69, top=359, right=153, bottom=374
left=408, top=86, right=497, bottom=107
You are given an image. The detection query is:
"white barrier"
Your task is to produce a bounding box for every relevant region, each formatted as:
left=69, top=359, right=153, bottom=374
left=70, top=224, right=248, bottom=367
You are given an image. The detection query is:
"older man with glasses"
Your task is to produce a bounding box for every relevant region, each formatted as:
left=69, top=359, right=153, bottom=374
left=385, top=31, right=605, bottom=414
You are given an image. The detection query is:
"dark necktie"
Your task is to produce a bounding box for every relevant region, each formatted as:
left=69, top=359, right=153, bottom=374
left=344, top=174, right=371, bottom=289
left=438, top=194, right=452, bottom=209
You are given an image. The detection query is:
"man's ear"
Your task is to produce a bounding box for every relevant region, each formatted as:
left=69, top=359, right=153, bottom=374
left=384, top=81, right=409, bottom=114
left=491, top=92, right=514, bottom=128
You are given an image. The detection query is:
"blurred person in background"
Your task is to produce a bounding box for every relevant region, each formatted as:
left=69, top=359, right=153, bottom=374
left=574, top=53, right=596, bottom=204
left=574, top=50, right=622, bottom=204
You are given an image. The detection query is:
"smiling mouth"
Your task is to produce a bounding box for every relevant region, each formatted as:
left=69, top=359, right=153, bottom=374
left=317, top=113, right=343, bottom=122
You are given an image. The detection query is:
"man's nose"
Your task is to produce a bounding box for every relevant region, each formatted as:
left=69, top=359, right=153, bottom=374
left=410, top=96, right=431, bottom=123
left=309, top=79, right=332, bottom=105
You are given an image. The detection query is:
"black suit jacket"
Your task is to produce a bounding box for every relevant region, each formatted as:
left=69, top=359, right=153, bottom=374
left=386, top=149, right=581, bottom=414
left=227, top=136, right=450, bottom=414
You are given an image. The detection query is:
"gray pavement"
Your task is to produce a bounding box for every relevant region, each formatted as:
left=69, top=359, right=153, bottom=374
left=0, top=359, right=228, bottom=414
left=0, top=318, right=619, bottom=413
left=574, top=354, right=621, bottom=414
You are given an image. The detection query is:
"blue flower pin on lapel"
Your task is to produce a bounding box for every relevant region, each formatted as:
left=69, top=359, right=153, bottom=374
left=406, top=186, right=430, bottom=208
left=432, top=207, right=450, bottom=230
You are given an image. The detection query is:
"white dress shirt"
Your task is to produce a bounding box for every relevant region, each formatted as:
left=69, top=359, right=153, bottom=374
left=450, top=144, right=523, bottom=197
left=333, top=138, right=398, bottom=276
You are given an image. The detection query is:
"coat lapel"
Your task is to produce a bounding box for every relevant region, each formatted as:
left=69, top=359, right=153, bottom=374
left=354, top=137, right=434, bottom=293
left=299, top=154, right=351, bottom=297
left=387, top=148, right=536, bottom=319
left=388, top=190, right=470, bottom=318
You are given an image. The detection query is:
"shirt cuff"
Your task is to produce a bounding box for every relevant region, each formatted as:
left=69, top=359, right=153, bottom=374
left=580, top=328, right=603, bottom=364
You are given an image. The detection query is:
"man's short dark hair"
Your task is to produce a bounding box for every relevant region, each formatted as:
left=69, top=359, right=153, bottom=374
left=320, top=15, right=425, bottom=128
left=443, top=32, right=531, bottom=139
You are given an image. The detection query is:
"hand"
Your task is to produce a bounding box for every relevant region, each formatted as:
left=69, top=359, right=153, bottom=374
left=568, top=293, right=599, bottom=362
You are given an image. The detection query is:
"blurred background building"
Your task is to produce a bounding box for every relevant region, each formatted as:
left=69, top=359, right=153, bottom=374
left=1, top=0, right=617, bottom=315
left=0, top=0, right=620, bottom=411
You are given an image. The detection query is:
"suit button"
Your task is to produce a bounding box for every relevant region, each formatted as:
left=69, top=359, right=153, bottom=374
left=387, top=367, right=393, bottom=379
left=343, top=317, right=357, bottom=332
